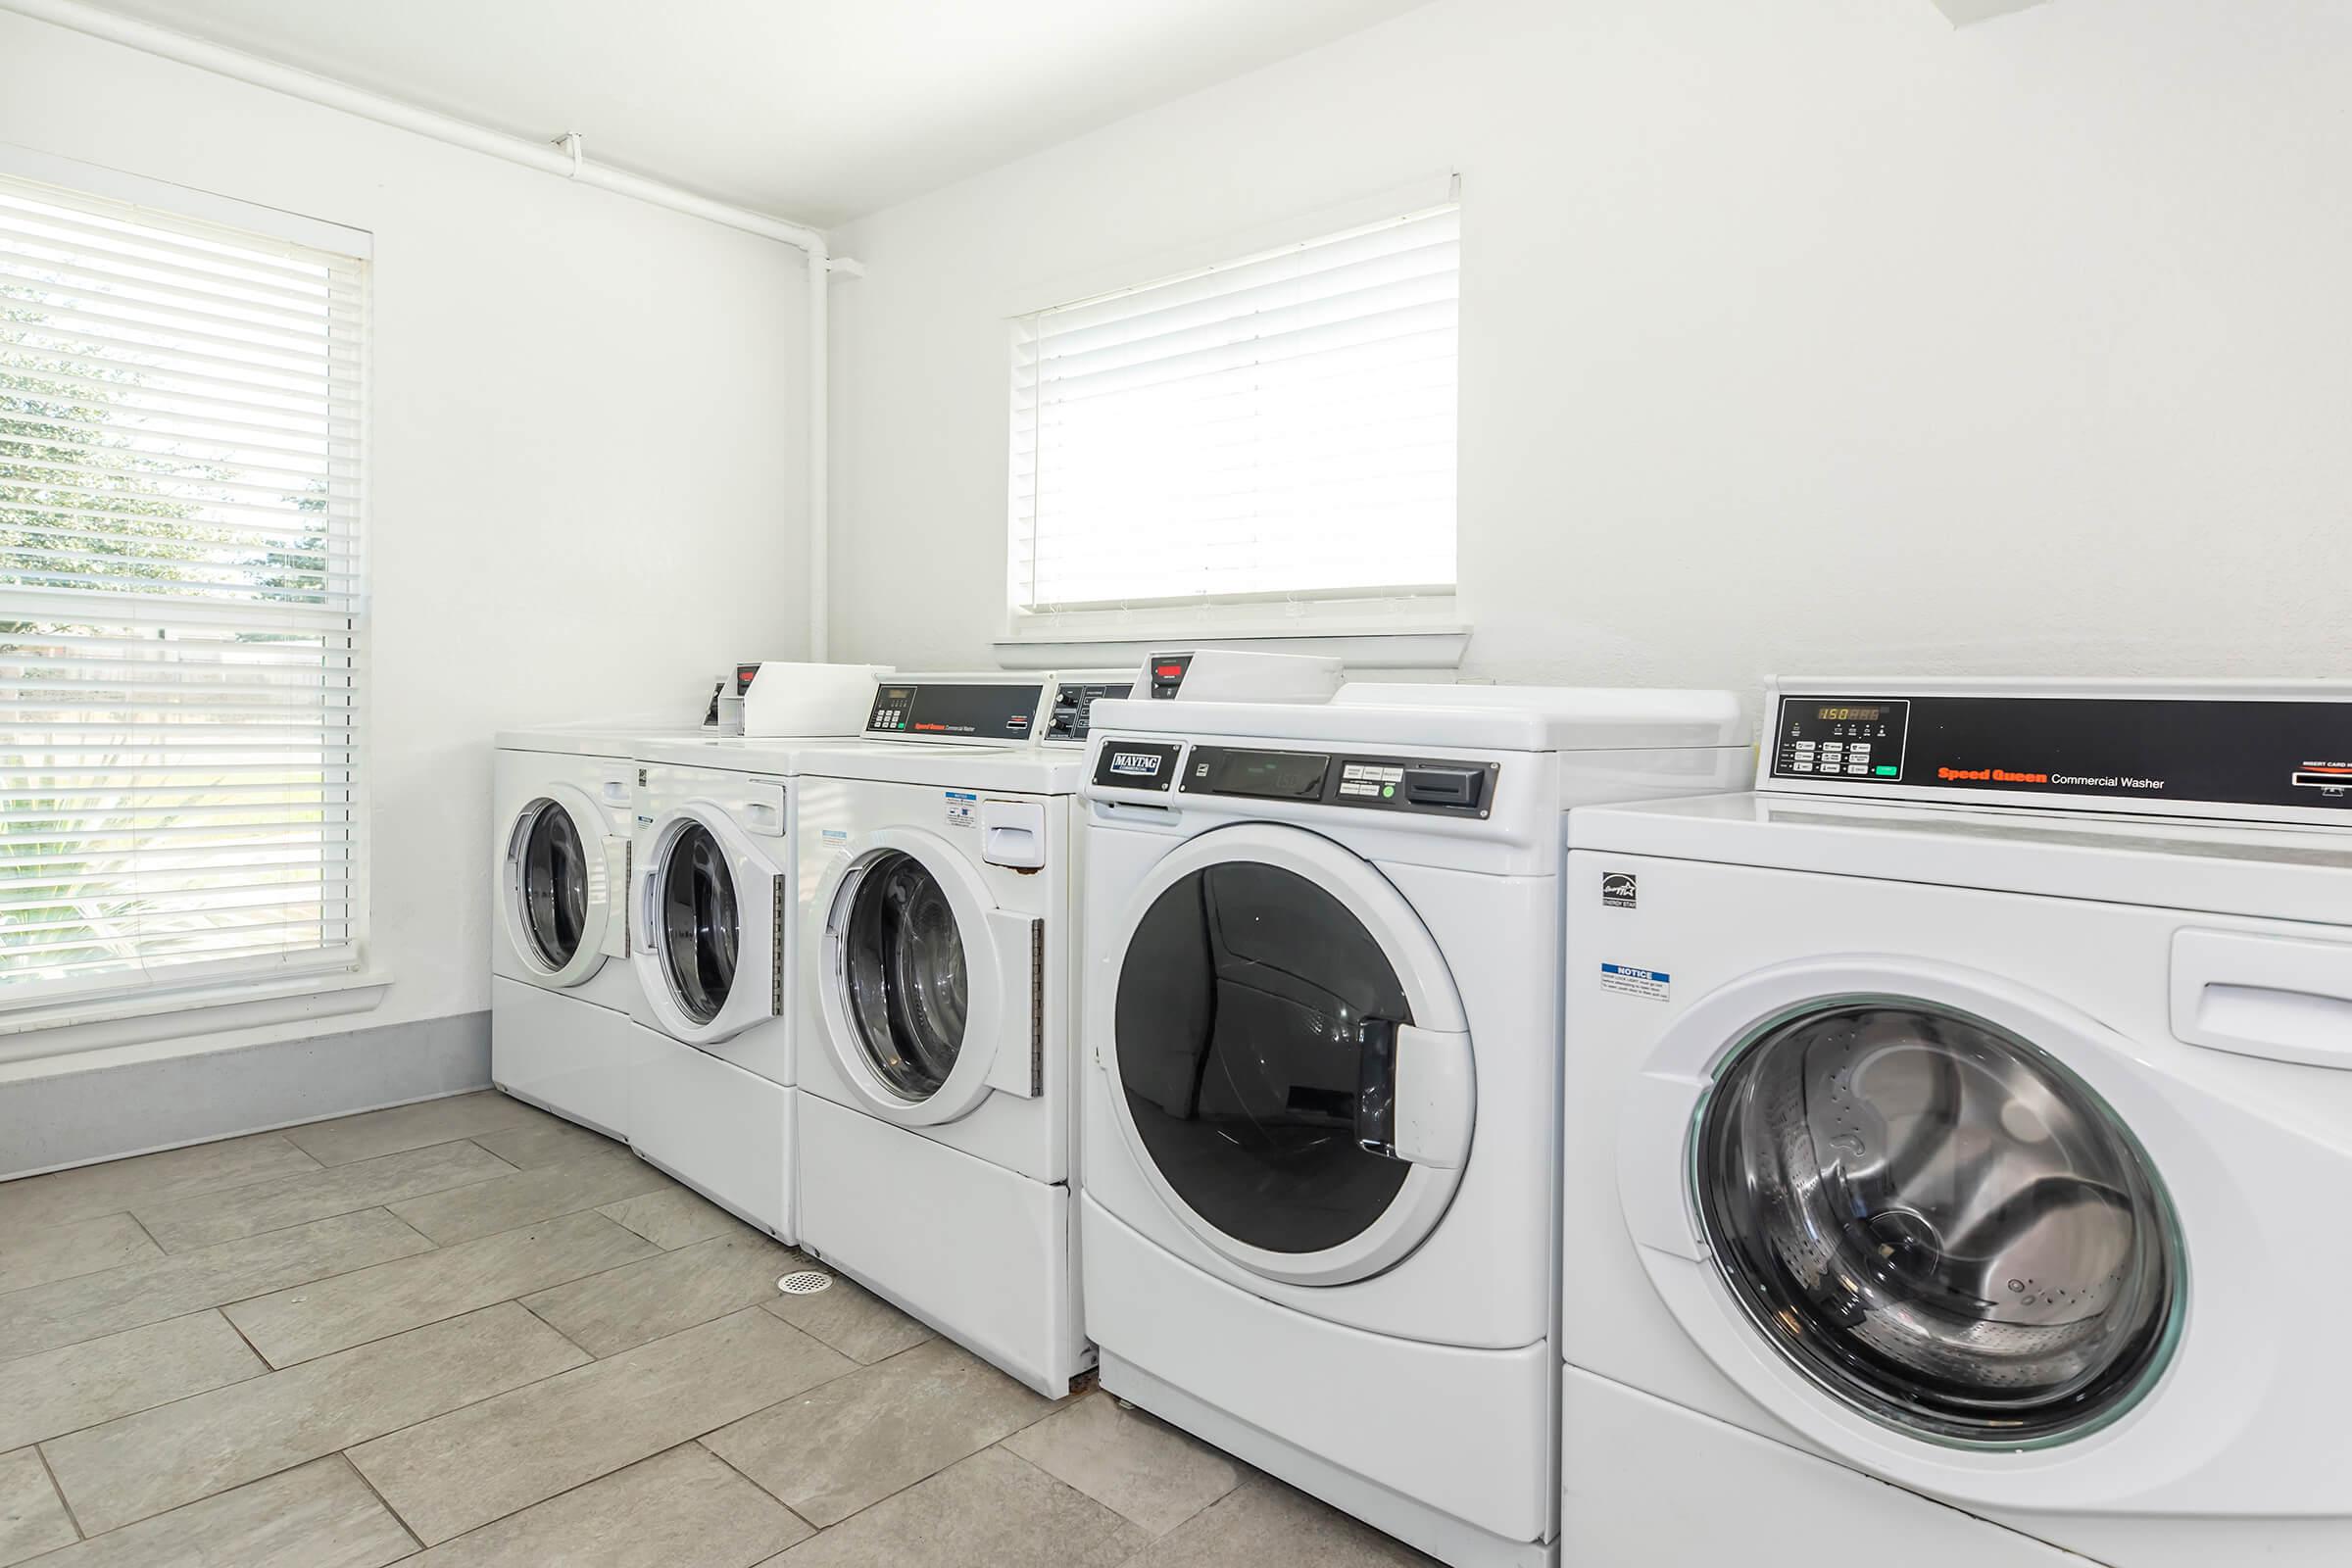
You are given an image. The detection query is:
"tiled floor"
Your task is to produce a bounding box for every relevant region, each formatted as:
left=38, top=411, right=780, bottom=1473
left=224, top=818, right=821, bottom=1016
left=0, top=1091, right=1439, bottom=1566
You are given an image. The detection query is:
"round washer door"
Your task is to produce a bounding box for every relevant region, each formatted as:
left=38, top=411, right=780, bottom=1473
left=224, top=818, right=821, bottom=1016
left=633, top=804, right=780, bottom=1045
left=1619, top=957, right=2188, bottom=1462
left=814, top=827, right=1021, bottom=1126
left=1098, top=823, right=1475, bottom=1288
left=498, top=783, right=614, bottom=988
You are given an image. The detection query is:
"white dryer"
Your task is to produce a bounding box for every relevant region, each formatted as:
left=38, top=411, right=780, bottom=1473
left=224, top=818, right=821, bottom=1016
left=1563, top=678, right=2352, bottom=1567
left=787, top=669, right=1132, bottom=1396
left=490, top=719, right=707, bottom=1138
left=1079, top=688, right=1747, bottom=1568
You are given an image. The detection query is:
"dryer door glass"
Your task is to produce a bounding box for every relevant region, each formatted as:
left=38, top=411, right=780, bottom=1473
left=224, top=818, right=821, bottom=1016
left=1696, top=1002, right=2182, bottom=1448
left=658, top=822, right=738, bottom=1025
left=840, top=851, right=969, bottom=1100
left=517, top=800, right=589, bottom=968
left=1114, top=861, right=1413, bottom=1256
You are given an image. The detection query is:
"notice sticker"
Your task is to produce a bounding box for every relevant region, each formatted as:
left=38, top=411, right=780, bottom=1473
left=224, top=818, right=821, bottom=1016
left=945, top=789, right=977, bottom=828
left=1599, top=962, right=1671, bottom=1002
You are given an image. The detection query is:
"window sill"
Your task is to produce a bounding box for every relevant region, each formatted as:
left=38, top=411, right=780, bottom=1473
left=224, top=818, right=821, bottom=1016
left=0, top=970, right=393, bottom=1069
left=996, top=606, right=1470, bottom=674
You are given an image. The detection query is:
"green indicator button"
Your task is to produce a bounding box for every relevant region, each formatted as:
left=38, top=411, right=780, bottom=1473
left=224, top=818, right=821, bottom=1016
left=1382, top=784, right=1396, bottom=798
left=1875, top=765, right=1899, bottom=777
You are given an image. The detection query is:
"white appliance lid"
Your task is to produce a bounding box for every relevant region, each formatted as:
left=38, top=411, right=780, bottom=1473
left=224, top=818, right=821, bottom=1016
left=1569, top=792, right=2352, bottom=926
left=1098, top=685, right=1748, bottom=753
left=494, top=720, right=713, bottom=757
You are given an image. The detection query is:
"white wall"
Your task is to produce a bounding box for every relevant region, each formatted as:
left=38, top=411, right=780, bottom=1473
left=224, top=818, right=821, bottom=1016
left=829, top=0, right=2352, bottom=686
left=0, top=12, right=812, bottom=1072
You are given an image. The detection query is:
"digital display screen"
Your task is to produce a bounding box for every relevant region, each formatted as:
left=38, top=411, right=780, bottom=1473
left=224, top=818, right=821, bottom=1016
left=1817, top=706, right=1885, bottom=722
left=1205, top=750, right=1329, bottom=801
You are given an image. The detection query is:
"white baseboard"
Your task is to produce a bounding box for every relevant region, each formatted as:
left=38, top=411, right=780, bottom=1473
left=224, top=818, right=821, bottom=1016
left=0, top=1010, right=491, bottom=1180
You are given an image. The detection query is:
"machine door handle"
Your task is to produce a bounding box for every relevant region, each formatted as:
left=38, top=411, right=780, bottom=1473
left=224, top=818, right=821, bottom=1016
left=1355, top=1021, right=1474, bottom=1168
left=1356, top=1019, right=1398, bottom=1156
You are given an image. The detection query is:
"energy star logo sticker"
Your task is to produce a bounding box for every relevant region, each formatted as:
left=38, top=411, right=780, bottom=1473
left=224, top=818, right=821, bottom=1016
left=1601, top=872, right=1638, bottom=909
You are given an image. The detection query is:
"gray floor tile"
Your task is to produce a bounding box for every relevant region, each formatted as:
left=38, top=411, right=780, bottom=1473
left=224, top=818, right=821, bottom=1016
left=0, top=1446, right=75, bottom=1567
left=0, top=1214, right=159, bottom=1298
left=0, top=1135, right=318, bottom=1236
left=408, top=1443, right=809, bottom=1567
left=705, top=1336, right=1059, bottom=1529
left=0, top=1210, right=433, bottom=1362
left=760, top=1274, right=934, bottom=1365
left=520, top=1233, right=796, bottom=1357
left=134, top=1141, right=515, bottom=1252
left=283, top=1091, right=554, bottom=1168
left=472, top=1117, right=625, bottom=1171
left=0, top=1311, right=261, bottom=1451
left=24, top=1455, right=414, bottom=1568
left=43, top=1301, right=587, bottom=1537
left=1121, top=1472, right=1441, bottom=1567
left=388, top=1150, right=672, bottom=1247
left=599, top=1187, right=755, bottom=1250
left=227, top=1209, right=655, bottom=1366
left=1004, top=1392, right=1241, bottom=1535
left=349, top=1306, right=852, bottom=1545
left=759, top=1446, right=1145, bottom=1568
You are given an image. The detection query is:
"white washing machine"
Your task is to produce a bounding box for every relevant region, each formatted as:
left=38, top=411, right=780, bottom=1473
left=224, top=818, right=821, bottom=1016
left=1563, top=677, right=2352, bottom=1567
left=786, top=668, right=1134, bottom=1397
left=616, top=669, right=890, bottom=1241
left=1078, top=687, right=1748, bottom=1568
left=490, top=719, right=709, bottom=1139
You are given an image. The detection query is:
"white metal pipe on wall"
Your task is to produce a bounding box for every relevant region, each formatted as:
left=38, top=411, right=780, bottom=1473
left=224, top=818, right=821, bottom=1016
left=0, top=0, right=845, bottom=658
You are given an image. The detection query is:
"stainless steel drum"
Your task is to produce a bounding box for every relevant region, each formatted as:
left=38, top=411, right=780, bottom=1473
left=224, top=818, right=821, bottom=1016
left=1696, top=1001, right=2183, bottom=1447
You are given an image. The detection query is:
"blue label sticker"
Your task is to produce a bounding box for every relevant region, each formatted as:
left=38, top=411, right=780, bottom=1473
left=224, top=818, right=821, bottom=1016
left=1599, top=962, right=1671, bottom=1002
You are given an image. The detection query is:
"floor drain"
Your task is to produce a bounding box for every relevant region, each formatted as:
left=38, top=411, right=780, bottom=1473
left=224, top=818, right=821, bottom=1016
left=777, top=1270, right=834, bottom=1297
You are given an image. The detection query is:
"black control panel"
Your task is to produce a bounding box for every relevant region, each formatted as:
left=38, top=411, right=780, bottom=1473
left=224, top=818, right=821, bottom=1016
left=863, top=681, right=1045, bottom=742
left=1771, top=692, right=2352, bottom=811
left=1091, top=740, right=1182, bottom=792
left=1047, top=680, right=1134, bottom=745
left=1772, top=700, right=1911, bottom=783
left=1154, top=745, right=1497, bottom=816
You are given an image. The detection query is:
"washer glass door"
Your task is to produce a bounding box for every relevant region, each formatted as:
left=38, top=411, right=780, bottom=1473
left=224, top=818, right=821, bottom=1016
left=840, top=850, right=969, bottom=1100
left=1696, top=1000, right=2183, bottom=1447
left=658, top=821, right=739, bottom=1026
left=1115, top=859, right=1416, bottom=1257
left=516, top=799, right=590, bottom=968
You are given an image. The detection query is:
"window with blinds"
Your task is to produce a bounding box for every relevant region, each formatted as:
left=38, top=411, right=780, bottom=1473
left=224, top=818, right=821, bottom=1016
left=1009, top=204, right=1459, bottom=616
left=1, top=167, right=368, bottom=1014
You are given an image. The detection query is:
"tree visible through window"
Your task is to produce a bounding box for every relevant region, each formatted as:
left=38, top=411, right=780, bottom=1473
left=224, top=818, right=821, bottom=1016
left=0, top=167, right=368, bottom=1012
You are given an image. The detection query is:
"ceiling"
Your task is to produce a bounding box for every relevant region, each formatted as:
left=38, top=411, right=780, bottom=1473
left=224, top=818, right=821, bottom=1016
left=62, top=0, right=1439, bottom=227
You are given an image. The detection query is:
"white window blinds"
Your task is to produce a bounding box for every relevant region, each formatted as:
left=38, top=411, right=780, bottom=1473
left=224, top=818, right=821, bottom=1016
left=1, top=169, right=368, bottom=1012
left=1010, top=205, right=1459, bottom=613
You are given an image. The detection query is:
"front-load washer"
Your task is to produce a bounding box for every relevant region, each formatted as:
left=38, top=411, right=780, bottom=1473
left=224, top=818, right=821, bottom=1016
left=615, top=670, right=888, bottom=1241
left=490, top=718, right=709, bottom=1138
left=783, top=668, right=1137, bottom=1397
left=1563, top=677, right=2352, bottom=1567
left=1079, top=687, right=1747, bottom=1568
